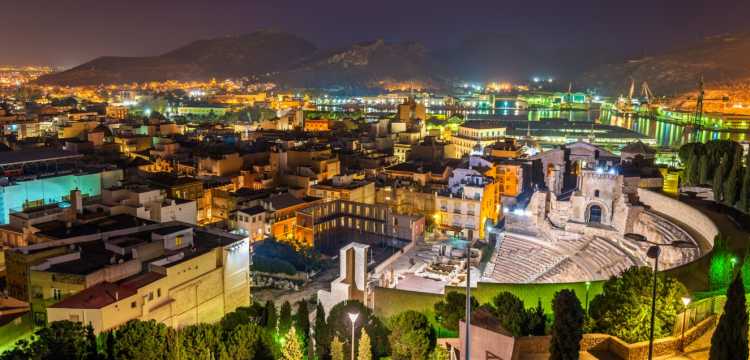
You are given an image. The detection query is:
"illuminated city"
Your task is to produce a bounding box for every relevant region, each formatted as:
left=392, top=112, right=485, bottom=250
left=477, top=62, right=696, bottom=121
left=0, top=1, right=749, bottom=359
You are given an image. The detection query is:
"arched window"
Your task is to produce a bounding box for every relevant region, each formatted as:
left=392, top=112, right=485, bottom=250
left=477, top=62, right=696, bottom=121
left=588, top=205, right=603, bottom=223
left=594, top=190, right=600, bottom=197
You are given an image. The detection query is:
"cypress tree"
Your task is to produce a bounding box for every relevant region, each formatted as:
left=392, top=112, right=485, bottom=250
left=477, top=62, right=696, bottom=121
left=723, top=149, right=742, bottom=206
left=265, top=300, right=277, bottom=333
left=710, top=273, right=749, bottom=360
left=687, top=151, right=701, bottom=186
left=549, top=289, right=584, bottom=360
left=85, top=324, right=98, bottom=360
left=699, top=154, right=711, bottom=185
left=314, top=302, right=330, bottom=360
left=739, top=151, right=750, bottom=212
left=279, top=301, right=293, bottom=335
left=713, top=154, right=728, bottom=203
left=357, top=328, right=372, bottom=360
left=281, top=327, right=304, bottom=360
left=331, top=336, right=345, bottom=360
left=295, top=300, right=311, bottom=352
left=105, top=331, right=116, bottom=360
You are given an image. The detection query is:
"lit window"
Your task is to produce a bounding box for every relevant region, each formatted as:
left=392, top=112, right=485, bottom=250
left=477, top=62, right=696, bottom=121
left=175, top=235, right=184, bottom=247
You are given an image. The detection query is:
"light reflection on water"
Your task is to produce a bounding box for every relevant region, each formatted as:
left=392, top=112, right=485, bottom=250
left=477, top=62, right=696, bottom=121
left=317, top=105, right=750, bottom=148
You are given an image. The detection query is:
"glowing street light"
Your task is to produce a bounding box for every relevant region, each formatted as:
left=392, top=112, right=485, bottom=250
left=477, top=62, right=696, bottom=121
left=680, top=297, right=692, bottom=352
left=624, top=233, right=697, bottom=360
left=348, top=312, right=359, bottom=360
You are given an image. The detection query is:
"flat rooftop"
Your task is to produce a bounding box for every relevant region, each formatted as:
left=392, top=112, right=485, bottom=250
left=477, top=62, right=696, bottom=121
left=0, top=148, right=82, bottom=167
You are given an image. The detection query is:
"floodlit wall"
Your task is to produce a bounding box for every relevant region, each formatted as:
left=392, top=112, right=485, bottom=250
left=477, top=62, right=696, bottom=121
left=636, top=189, right=718, bottom=249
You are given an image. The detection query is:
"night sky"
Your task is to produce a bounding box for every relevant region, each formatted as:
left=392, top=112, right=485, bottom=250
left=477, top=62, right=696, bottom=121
left=3, top=0, right=749, bottom=68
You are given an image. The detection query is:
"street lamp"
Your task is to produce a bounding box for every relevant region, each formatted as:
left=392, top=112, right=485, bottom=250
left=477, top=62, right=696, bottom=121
left=624, top=233, right=697, bottom=360
left=348, top=312, right=359, bottom=360
left=681, top=296, right=692, bottom=352
left=464, top=242, right=472, bottom=360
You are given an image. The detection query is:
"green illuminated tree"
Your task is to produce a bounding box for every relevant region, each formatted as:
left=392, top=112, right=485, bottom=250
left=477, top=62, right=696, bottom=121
left=331, top=336, right=345, bottom=360
left=314, top=303, right=330, bottom=360
left=589, top=267, right=687, bottom=343
left=549, top=289, right=584, bottom=360
left=434, top=291, right=479, bottom=331
left=710, top=236, right=735, bottom=291
left=357, top=328, right=372, bottom=360
left=710, top=273, right=749, bottom=360
left=295, top=300, right=311, bottom=353
left=527, top=299, right=548, bottom=336
left=491, top=291, right=528, bottom=336
left=388, top=310, right=435, bottom=360
left=279, top=301, right=293, bottom=335
left=281, top=327, right=304, bottom=360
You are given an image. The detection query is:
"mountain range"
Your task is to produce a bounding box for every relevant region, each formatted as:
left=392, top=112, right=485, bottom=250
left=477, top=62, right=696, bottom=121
left=35, top=30, right=750, bottom=97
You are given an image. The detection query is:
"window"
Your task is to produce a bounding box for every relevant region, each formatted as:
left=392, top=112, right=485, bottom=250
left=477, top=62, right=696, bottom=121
left=175, top=235, right=184, bottom=247
left=594, top=190, right=600, bottom=197
left=52, top=288, right=63, bottom=300
left=157, top=289, right=161, bottom=297
left=131, top=301, right=136, bottom=308
left=148, top=292, right=154, bottom=301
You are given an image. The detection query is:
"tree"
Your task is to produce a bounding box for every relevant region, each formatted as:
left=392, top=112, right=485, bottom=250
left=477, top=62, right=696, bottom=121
left=331, top=336, right=345, bottom=360
left=388, top=311, right=435, bottom=360
left=589, top=267, right=688, bottom=343
left=686, top=151, right=700, bottom=186
left=218, top=323, right=265, bottom=360
left=429, top=345, right=450, bottom=360
left=327, top=300, right=389, bottom=359
left=180, top=323, right=222, bottom=359
left=710, top=235, right=735, bottom=291
left=710, top=273, right=749, bottom=360
left=281, top=327, right=304, bottom=360
left=434, top=291, right=479, bottom=331
left=723, top=148, right=742, bottom=206
left=279, top=301, right=293, bottom=335
left=491, top=292, right=528, bottom=336
left=105, top=331, right=116, bottom=360
left=713, top=154, right=729, bottom=202
left=112, top=320, right=169, bottom=360
left=527, top=299, right=547, bottom=336
left=740, top=151, right=750, bottom=212
left=16, top=320, right=89, bottom=359
left=295, top=300, right=311, bottom=355
left=357, top=328, right=372, bottom=360
left=165, top=329, right=187, bottom=360
left=265, top=300, right=278, bottom=333
left=699, top=154, right=711, bottom=185
left=549, top=290, right=585, bottom=360
left=85, top=324, right=98, bottom=360
left=314, top=302, right=330, bottom=360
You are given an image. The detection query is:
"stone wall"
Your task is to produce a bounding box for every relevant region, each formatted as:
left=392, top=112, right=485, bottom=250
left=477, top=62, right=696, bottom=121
left=637, top=189, right=718, bottom=249
left=514, top=315, right=716, bottom=360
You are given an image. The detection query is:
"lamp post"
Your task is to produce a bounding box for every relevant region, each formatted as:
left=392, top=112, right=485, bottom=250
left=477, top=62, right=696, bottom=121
left=624, top=233, right=697, bottom=360
left=681, top=296, right=692, bottom=352
left=348, top=312, right=359, bottom=360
